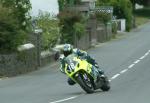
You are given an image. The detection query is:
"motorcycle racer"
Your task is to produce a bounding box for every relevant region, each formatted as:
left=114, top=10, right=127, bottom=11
left=59, top=44, right=105, bottom=85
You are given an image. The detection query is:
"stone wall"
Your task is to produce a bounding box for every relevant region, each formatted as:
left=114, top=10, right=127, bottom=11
left=0, top=46, right=56, bottom=77
left=96, top=27, right=105, bottom=43
left=40, top=50, right=56, bottom=67
left=0, top=48, right=37, bottom=77
left=97, top=22, right=113, bottom=42
left=88, top=18, right=97, bottom=45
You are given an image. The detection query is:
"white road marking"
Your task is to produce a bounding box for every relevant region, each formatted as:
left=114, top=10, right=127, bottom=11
left=120, top=69, right=128, bottom=74
left=111, top=74, right=120, bottom=80
left=144, top=52, right=149, bottom=56
left=134, top=60, right=140, bottom=64
left=140, top=56, right=145, bottom=60
left=50, top=96, right=78, bottom=103
left=110, top=50, right=150, bottom=81
left=128, top=64, right=135, bottom=69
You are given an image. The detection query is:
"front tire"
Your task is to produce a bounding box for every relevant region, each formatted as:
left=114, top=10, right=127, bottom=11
left=76, top=73, right=94, bottom=94
left=100, top=76, right=110, bottom=91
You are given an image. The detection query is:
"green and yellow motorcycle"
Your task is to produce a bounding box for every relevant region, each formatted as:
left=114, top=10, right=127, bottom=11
left=64, top=54, right=110, bottom=93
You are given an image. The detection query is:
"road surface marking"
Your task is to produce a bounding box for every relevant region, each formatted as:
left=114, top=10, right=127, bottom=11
left=120, top=69, right=128, bottom=74
left=134, top=60, right=140, bottom=64
left=144, top=52, right=149, bottom=56
left=111, top=50, right=150, bottom=81
left=128, top=64, right=135, bottom=69
left=50, top=96, right=78, bottom=103
left=111, top=74, right=120, bottom=80
left=139, top=55, right=145, bottom=60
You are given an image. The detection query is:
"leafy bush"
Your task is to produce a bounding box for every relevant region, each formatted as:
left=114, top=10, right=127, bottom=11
left=58, top=0, right=87, bottom=44
left=58, top=10, right=86, bottom=44
left=73, top=22, right=86, bottom=39
left=34, top=11, right=59, bottom=50
left=109, top=0, right=133, bottom=31
left=96, top=0, right=133, bottom=31
left=0, top=5, right=26, bottom=53
left=134, top=7, right=150, bottom=19
left=95, top=12, right=112, bottom=25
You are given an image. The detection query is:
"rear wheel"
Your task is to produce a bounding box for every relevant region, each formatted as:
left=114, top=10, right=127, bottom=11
left=76, top=73, right=94, bottom=94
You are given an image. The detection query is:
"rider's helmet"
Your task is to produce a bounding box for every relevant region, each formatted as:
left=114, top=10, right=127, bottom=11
left=63, top=44, right=73, bottom=57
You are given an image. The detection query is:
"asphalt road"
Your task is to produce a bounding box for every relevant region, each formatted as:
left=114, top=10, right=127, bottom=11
left=0, top=22, right=150, bottom=103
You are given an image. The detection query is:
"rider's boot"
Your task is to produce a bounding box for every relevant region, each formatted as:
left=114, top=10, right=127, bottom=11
left=94, top=64, right=106, bottom=81
left=94, top=64, right=105, bottom=77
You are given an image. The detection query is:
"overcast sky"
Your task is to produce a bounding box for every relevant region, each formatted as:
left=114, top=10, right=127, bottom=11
left=30, top=0, right=59, bottom=16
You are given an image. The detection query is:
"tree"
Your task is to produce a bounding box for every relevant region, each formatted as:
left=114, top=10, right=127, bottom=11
left=96, top=0, right=111, bottom=6
left=0, top=0, right=31, bottom=53
left=33, top=11, right=59, bottom=50
left=0, top=0, right=32, bottom=31
left=0, top=5, right=26, bottom=53
left=58, top=0, right=81, bottom=11
left=58, top=10, right=83, bottom=44
left=58, top=0, right=76, bottom=11
left=110, top=0, right=133, bottom=31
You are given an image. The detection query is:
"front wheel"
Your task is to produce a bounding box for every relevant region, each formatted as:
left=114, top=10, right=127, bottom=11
left=100, top=76, right=110, bottom=91
left=76, top=73, right=94, bottom=94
